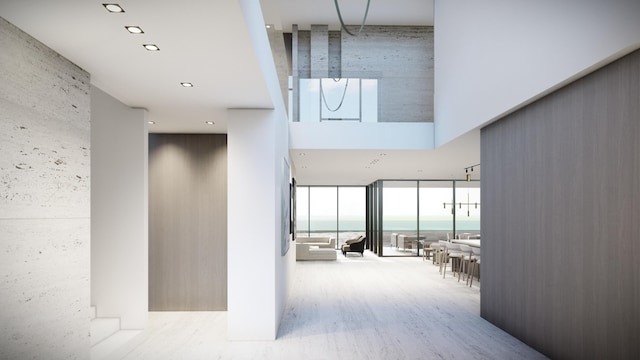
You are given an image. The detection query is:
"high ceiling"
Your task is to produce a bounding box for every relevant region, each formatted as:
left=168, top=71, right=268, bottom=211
left=263, top=0, right=433, bottom=31
left=0, top=0, right=479, bottom=185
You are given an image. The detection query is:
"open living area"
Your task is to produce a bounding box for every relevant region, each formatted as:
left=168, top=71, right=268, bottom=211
left=105, top=254, right=545, bottom=359
left=1, top=0, right=639, bottom=359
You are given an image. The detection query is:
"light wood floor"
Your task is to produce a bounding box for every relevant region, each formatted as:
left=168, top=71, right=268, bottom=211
left=120, top=251, right=547, bottom=359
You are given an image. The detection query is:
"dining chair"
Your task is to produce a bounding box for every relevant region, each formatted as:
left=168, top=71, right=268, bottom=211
left=431, top=242, right=446, bottom=266
left=443, top=243, right=463, bottom=279
left=437, top=240, right=449, bottom=272
left=458, top=244, right=474, bottom=282
left=421, top=240, right=433, bottom=261
left=468, top=246, right=481, bottom=287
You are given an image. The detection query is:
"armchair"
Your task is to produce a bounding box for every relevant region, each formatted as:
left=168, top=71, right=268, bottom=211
left=341, top=236, right=366, bottom=257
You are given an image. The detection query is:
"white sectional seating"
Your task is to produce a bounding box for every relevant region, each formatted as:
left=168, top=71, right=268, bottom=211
left=296, top=243, right=337, bottom=261
left=296, top=236, right=336, bottom=249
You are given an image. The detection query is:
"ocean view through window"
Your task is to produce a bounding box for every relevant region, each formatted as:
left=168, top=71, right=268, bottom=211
left=296, top=186, right=366, bottom=249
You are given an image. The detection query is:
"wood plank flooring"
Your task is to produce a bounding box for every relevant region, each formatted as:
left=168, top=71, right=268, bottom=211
left=120, top=251, right=547, bottom=359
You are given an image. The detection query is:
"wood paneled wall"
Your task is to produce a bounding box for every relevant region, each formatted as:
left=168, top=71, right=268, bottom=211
left=481, top=49, right=640, bottom=359
left=149, top=134, right=227, bottom=311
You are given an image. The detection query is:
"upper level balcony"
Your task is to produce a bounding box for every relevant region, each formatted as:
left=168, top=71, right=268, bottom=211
left=294, top=77, right=378, bottom=123
left=289, top=75, right=434, bottom=151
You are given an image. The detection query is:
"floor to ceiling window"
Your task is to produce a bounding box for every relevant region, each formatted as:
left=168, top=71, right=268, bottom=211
left=296, top=186, right=309, bottom=236
left=382, top=181, right=419, bottom=256
left=419, top=180, right=455, bottom=242
left=296, top=181, right=479, bottom=256
left=338, top=187, right=367, bottom=245
left=296, top=185, right=366, bottom=249
left=309, top=187, right=337, bottom=240
left=454, top=181, right=481, bottom=238
left=370, top=180, right=480, bottom=257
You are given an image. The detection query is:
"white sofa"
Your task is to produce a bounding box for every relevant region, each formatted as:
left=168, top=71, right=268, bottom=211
left=296, top=236, right=336, bottom=249
left=296, top=243, right=337, bottom=261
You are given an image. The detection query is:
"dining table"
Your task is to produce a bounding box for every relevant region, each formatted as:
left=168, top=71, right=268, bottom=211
left=451, top=239, right=481, bottom=248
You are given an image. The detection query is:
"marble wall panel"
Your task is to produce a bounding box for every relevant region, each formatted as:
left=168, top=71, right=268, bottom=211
left=0, top=219, right=90, bottom=359
left=0, top=17, right=90, bottom=219
left=0, top=16, right=91, bottom=359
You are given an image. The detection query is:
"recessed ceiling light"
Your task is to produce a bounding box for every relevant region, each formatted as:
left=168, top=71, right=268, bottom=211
left=147, top=121, right=155, bottom=125
left=180, top=82, right=193, bottom=87
left=125, top=26, right=144, bottom=34
left=299, top=152, right=306, bottom=156
left=205, top=121, right=214, bottom=125
left=143, top=44, right=160, bottom=51
left=265, top=24, right=272, bottom=29
left=103, top=3, right=125, bottom=13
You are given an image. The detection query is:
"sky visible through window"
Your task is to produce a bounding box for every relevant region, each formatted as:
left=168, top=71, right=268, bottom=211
left=296, top=183, right=480, bottom=235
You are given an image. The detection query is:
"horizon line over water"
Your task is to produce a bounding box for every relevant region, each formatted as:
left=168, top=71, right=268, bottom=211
left=298, top=219, right=480, bottom=232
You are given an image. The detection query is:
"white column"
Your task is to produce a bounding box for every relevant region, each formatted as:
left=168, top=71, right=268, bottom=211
left=227, top=109, right=280, bottom=340
left=91, top=86, right=148, bottom=329
left=230, top=0, right=295, bottom=340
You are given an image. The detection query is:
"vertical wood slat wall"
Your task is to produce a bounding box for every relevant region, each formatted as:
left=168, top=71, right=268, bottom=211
left=148, top=134, right=227, bottom=311
left=480, top=49, right=640, bottom=359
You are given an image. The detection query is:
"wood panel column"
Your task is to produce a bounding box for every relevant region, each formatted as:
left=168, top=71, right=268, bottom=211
left=148, top=134, right=227, bottom=311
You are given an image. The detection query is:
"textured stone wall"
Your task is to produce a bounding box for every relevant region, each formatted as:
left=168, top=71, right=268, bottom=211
left=0, top=16, right=90, bottom=359
left=341, top=26, right=434, bottom=122
left=328, top=31, right=342, bottom=79
left=294, top=26, right=433, bottom=122
left=296, top=30, right=311, bottom=79
left=310, top=25, right=329, bottom=78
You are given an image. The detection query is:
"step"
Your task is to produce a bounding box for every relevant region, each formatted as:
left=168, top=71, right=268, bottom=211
left=90, top=330, right=144, bottom=360
left=90, top=318, right=120, bottom=346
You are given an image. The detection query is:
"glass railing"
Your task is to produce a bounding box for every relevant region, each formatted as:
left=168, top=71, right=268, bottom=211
left=294, top=77, right=378, bottom=122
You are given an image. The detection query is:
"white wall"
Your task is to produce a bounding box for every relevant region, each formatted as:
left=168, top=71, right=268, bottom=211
left=90, top=86, right=148, bottom=329
left=0, top=17, right=91, bottom=359
left=290, top=122, right=434, bottom=150
left=434, top=0, right=640, bottom=146
left=227, top=108, right=292, bottom=342
left=228, top=110, right=278, bottom=340
left=226, top=0, right=294, bottom=340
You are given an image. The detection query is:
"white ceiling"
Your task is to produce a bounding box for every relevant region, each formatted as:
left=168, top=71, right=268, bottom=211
left=0, top=0, right=273, bottom=133
left=291, top=129, right=481, bottom=185
left=263, top=0, right=434, bottom=31
left=0, top=0, right=479, bottom=185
